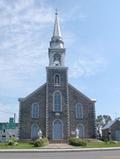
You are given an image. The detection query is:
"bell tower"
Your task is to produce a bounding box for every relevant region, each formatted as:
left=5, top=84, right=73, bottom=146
left=46, top=12, right=70, bottom=140
left=48, top=11, right=65, bottom=67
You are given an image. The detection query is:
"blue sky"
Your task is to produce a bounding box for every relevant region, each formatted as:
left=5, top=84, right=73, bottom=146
left=0, top=0, right=120, bottom=122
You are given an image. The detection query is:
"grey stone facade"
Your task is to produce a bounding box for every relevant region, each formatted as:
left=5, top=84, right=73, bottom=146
left=19, top=12, right=96, bottom=141
left=68, top=84, right=96, bottom=138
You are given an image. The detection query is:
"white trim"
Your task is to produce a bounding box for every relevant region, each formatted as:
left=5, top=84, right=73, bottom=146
left=53, top=90, right=62, bottom=112
left=46, top=66, right=68, bottom=70
left=52, top=119, right=63, bottom=140
left=46, top=82, right=49, bottom=137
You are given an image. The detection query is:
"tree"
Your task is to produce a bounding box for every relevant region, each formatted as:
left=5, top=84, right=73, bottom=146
left=96, top=115, right=112, bottom=138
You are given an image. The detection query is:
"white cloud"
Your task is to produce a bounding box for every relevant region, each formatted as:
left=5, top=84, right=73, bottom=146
left=0, top=0, right=53, bottom=94
left=0, top=0, right=53, bottom=27
left=69, top=54, right=107, bottom=78
left=0, top=0, right=108, bottom=122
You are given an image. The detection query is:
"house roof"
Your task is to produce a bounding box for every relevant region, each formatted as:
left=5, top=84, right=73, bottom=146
left=102, top=118, right=120, bottom=130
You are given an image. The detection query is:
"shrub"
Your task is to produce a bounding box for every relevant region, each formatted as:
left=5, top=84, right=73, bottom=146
left=8, top=136, right=18, bottom=146
left=8, top=140, right=15, bottom=146
left=34, top=138, right=48, bottom=147
left=68, top=137, right=87, bottom=146
left=110, top=140, right=118, bottom=144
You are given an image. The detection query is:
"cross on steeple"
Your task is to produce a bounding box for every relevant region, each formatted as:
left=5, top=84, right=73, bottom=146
left=55, top=9, right=58, bottom=15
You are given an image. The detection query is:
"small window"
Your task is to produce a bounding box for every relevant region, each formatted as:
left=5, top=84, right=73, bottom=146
left=54, top=91, right=62, bottom=112
left=54, top=74, right=60, bottom=85
left=76, top=103, right=83, bottom=119
left=32, top=103, right=39, bottom=118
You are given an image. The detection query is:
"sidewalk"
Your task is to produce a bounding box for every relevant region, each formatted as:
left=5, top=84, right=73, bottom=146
left=0, top=144, right=120, bottom=152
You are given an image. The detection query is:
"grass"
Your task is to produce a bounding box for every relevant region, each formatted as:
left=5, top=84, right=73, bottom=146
left=0, top=142, right=34, bottom=149
left=0, top=140, right=120, bottom=149
left=86, top=141, right=120, bottom=148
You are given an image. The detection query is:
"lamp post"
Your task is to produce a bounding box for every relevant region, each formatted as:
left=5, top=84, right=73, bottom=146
left=108, top=130, right=111, bottom=141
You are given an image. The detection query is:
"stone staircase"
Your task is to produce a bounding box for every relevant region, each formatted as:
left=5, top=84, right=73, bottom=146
left=49, top=139, right=67, bottom=144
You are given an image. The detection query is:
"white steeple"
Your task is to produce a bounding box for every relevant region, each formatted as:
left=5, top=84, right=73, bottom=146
left=50, top=11, right=64, bottom=49
left=49, top=11, right=65, bottom=67
left=53, top=10, right=62, bottom=38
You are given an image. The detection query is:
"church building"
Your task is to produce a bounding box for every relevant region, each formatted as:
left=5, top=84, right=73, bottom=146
left=19, top=12, right=96, bottom=141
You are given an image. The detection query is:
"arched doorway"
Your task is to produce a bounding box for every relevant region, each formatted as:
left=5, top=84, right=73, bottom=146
left=31, top=124, right=39, bottom=139
left=77, top=124, right=84, bottom=138
left=52, top=120, right=63, bottom=139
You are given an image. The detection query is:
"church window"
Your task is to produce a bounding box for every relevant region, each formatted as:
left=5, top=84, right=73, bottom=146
left=32, top=103, right=39, bottom=118
left=76, top=103, right=83, bottom=119
left=54, top=74, right=60, bottom=85
left=54, top=91, right=62, bottom=112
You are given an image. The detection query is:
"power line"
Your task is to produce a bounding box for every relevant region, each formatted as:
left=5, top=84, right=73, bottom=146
left=0, top=109, right=15, bottom=114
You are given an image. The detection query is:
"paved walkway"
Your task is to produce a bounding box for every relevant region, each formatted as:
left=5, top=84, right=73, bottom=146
left=43, top=143, right=75, bottom=149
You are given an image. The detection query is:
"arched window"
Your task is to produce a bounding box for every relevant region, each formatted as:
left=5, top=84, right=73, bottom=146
left=31, top=124, right=39, bottom=139
left=32, top=103, right=39, bottom=118
left=76, top=124, right=84, bottom=138
left=54, top=74, right=60, bottom=85
left=76, top=103, right=83, bottom=119
left=54, top=91, right=62, bottom=112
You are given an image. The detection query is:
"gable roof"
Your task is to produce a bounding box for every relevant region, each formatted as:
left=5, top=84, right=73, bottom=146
left=102, top=119, right=120, bottom=130
left=18, top=83, right=46, bottom=102
left=68, top=83, right=96, bottom=103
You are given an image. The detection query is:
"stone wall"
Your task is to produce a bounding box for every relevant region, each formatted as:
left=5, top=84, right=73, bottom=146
left=19, top=84, right=46, bottom=140
left=46, top=67, right=69, bottom=140
left=68, top=84, right=96, bottom=138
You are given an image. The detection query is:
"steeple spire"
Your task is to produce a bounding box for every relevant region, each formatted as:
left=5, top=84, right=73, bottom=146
left=49, top=11, right=65, bottom=67
left=50, top=11, right=64, bottom=49
left=53, top=10, right=62, bottom=38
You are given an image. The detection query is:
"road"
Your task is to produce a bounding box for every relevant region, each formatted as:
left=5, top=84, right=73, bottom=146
left=0, top=150, right=120, bottom=159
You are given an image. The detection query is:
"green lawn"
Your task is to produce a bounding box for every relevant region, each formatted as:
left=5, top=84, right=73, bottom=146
left=0, top=142, right=34, bottom=149
left=0, top=141, right=120, bottom=149
left=86, top=141, right=120, bottom=148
